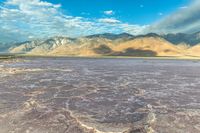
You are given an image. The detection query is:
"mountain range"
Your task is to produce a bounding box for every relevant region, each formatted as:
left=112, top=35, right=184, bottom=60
left=5, top=32, right=200, bottom=57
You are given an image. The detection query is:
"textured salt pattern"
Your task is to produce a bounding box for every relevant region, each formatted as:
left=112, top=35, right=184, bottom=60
left=0, top=58, right=200, bottom=133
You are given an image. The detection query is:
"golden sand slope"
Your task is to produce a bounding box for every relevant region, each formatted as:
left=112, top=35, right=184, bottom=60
left=186, top=44, right=200, bottom=57
left=113, top=37, right=184, bottom=56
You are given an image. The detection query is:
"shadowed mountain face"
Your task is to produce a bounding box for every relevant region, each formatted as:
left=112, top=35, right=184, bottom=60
left=162, top=32, right=200, bottom=46
left=86, top=32, right=200, bottom=46
left=111, top=48, right=157, bottom=57
left=93, top=44, right=113, bottom=55
left=93, top=45, right=157, bottom=57
left=0, top=43, right=14, bottom=52
left=6, top=32, right=200, bottom=57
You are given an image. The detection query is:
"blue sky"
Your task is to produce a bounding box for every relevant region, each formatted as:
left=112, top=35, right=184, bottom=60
left=0, top=0, right=199, bottom=43
left=47, top=0, right=190, bottom=25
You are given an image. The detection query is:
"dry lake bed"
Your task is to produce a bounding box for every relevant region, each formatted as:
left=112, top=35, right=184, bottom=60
left=0, top=57, right=200, bottom=133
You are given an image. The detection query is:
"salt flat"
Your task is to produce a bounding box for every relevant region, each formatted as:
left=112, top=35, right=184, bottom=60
left=0, top=57, right=200, bottom=133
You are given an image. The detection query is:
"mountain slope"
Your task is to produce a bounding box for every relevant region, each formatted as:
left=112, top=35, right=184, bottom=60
left=10, top=37, right=75, bottom=55
left=48, top=37, right=114, bottom=56
left=0, top=43, right=15, bottom=52
left=9, top=32, right=200, bottom=57
left=113, top=37, right=184, bottom=56
left=186, top=44, right=200, bottom=57
left=10, top=37, right=115, bottom=56
left=162, top=32, right=200, bottom=46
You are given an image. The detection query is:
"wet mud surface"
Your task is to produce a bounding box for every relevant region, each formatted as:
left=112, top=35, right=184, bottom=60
left=0, top=57, right=200, bottom=133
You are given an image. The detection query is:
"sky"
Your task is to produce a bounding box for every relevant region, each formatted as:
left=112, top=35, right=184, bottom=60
left=0, top=0, right=199, bottom=43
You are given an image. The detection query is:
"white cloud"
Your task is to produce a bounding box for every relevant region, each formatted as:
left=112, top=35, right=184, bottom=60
left=147, top=0, right=200, bottom=34
left=158, top=12, right=163, bottom=16
left=98, top=18, right=120, bottom=24
left=5, top=0, right=61, bottom=8
left=0, top=0, right=146, bottom=43
left=179, top=6, right=188, bottom=9
left=120, top=23, right=148, bottom=35
left=103, top=10, right=114, bottom=15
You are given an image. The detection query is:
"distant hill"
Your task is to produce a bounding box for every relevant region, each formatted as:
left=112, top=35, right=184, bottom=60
left=162, top=32, right=200, bottom=46
left=86, top=33, right=134, bottom=40
left=8, top=32, right=200, bottom=57
left=0, top=43, right=13, bottom=52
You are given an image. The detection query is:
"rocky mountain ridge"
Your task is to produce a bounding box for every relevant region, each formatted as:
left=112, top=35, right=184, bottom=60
left=7, top=32, right=200, bottom=57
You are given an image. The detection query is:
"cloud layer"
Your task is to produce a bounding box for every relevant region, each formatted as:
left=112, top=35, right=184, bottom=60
left=148, top=0, right=200, bottom=34
left=1, top=0, right=199, bottom=43
left=0, top=0, right=146, bottom=43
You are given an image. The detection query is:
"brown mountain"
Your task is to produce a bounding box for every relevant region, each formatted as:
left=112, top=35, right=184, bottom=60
left=9, top=33, right=200, bottom=57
